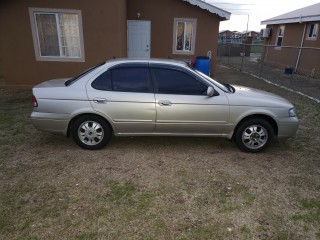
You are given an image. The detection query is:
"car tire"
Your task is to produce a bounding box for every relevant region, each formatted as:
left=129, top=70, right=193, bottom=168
left=72, top=115, right=112, bottom=150
left=234, top=118, right=274, bottom=153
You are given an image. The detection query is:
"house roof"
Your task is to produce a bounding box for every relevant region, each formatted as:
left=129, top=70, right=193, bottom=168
left=261, top=3, right=320, bottom=25
left=241, top=30, right=259, bottom=34
left=219, top=30, right=233, bottom=33
left=182, top=0, right=231, bottom=20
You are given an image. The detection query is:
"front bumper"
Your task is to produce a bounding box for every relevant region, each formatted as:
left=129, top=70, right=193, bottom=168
left=277, top=117, right=299, bottom=137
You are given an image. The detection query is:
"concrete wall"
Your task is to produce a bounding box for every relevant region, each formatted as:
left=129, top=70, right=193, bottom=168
left=0, top=0, right=127, bottom=87
left=264, top=23, right=320, bottom=76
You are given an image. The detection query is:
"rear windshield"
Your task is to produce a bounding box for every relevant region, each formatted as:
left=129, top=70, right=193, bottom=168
left=65, top=62, right=105, bottom=86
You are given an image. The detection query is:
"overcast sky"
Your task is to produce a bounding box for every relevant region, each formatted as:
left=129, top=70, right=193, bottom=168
left=204, top=0, right=320, bottom=32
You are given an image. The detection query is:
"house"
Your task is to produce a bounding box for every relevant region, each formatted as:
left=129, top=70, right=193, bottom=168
left=0, top=0, right=230, bottom=88
left=218, top=30, right=241, bottom=42
left=261, top=3, right=320, bottom=76
left=241, top=31, right=260, bottom=40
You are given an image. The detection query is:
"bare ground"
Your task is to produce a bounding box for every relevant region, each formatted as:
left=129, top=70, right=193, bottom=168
left=0, top=64, right=319, bottom=239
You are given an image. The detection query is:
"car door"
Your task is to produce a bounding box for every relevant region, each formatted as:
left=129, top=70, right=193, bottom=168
left=86, top=64, right=156, bottom=134
left=151, top=66, right=230, bottom=135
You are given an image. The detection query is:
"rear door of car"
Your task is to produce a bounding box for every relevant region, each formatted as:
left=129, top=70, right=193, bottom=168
left=150, top=65, right=230, bottom=135
left=86, top=63, right=156, bottom=134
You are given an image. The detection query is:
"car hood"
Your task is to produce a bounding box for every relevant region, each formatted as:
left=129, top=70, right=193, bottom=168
left=226, top=85, right=293, bottom=108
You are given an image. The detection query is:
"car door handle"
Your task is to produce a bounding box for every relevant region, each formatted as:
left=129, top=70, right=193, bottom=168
left=93, top=98, right=107, bottom=104
left=158, top=100, right=172, bottom=106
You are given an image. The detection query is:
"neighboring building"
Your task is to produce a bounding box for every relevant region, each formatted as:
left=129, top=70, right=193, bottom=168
left=241, top=31, right=260, bottom=40
left=218, top=30, right=241, bottom=42
left=218, top=30, right=260, bottom=43
left=261, top=3, right=320, bottom=76
left=0, top=0, right=230, bottom=88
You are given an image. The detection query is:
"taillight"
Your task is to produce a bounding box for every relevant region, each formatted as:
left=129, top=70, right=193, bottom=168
left=32, top=95, right=38, bottom=107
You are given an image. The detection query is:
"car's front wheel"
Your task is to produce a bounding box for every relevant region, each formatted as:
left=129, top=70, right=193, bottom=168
left=72, top=115, right=112, bottom=150
left=234, top=118, right=274, bottom=153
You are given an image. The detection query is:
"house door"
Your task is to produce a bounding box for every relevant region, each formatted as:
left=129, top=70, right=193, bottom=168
left=127, top=20, right=151, bottom=58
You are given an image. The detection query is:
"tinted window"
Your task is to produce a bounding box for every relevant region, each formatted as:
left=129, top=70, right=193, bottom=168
left=112, top=67, right=150, bottom=92
left=152, top=68, right=207, bottom=95
left=91, top=71, right=112, bottom=91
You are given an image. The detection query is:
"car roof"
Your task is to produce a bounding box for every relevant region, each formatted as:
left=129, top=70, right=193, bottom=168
left=104, top=58, right=188, bottom=68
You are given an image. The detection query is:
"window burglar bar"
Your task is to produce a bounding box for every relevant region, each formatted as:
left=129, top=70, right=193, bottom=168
left=34, top=12, right=81, bottom=58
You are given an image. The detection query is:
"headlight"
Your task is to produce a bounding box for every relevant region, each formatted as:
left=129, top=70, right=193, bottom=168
left=289, top=108, right=297, bottom=117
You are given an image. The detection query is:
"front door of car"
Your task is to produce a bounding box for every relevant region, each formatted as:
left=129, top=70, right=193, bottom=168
left=151, top=67, right=230, bottom=135
left=87, top=66, right=156, bottom=134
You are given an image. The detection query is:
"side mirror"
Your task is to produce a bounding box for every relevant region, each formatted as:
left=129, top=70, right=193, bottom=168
left=207, top=86, right=215, bottom=97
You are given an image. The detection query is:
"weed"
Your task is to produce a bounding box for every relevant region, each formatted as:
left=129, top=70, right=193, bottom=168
left=105, top=180, right=136, bottom=202
left=291, top=198, right=320, bottom=229
left=218, top=203, right=240, bottom=213
left=240, top=225, right=252, bottom=240
left=75, top=232, right=98, bottom=240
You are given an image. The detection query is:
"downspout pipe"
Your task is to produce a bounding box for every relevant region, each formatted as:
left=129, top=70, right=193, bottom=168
left=294, top=23, right=307, bottom=72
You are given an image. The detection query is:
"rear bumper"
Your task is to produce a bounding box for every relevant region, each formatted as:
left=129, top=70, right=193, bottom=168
left=31, top=112, right=70, bottom=135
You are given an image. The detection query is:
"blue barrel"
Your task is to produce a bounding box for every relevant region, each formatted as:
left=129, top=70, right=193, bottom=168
left=195, top=56, right=210, bottom=75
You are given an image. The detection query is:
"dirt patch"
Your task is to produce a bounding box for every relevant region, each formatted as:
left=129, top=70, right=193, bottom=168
left=0, top=66, right=319, bottom=239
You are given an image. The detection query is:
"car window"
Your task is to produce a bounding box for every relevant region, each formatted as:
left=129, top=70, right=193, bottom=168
left=91, top=67, right=151, bottom=92
left=91, top=71, right=112, bottom=91
left=152, top=68, right=207, bottom=95
left=111, top=67, right=150, bottom=93
left=194, top=69, right=230, bottom=93
left=66, top=62, right=105, bottom=86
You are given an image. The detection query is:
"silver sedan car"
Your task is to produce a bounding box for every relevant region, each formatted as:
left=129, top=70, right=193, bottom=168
left=31, top=59, right=298, bottom=152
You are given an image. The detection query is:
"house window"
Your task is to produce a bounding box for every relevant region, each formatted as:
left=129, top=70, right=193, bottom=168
left=275, top=25, right=285, bottom=48
left=307, top=23, right=318, bottom=39
left=29, top=8, right=85, bottom=62
left=173, top=18, right=197, bottom=55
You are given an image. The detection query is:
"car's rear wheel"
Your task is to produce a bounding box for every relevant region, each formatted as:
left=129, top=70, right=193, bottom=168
left=72, top=115, right=111, bottom=150
left=234, top=118, right=274, bottom=153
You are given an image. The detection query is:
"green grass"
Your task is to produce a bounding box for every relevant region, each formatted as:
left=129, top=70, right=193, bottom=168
left=105, top=180, right=136, bottom=202
left=291, top=198, right=320, bottom=228
left=75, top=232, right=98, bottom=240
left=0, top=91, right=32, bottom=159
left=0, top=67, right=4, bottom=86
left=250, top=45, right=263, bottom=54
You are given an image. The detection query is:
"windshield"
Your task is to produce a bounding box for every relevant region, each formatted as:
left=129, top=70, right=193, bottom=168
left=65, top=62, right=105, bottom=86
left=195, top=70, right=231, bottom=93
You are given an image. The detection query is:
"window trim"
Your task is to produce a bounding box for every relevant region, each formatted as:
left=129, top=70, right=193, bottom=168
left=29, top=7, right=85, bottom=62
left=275, top=25, right=285, bottom=49
left=172, top=18, right=197, bottom=55
left=306, top=23, right=318, bottom=40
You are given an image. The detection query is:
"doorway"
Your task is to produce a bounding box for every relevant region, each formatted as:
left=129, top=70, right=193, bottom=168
left=127, top=20, right=151, bottom=58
